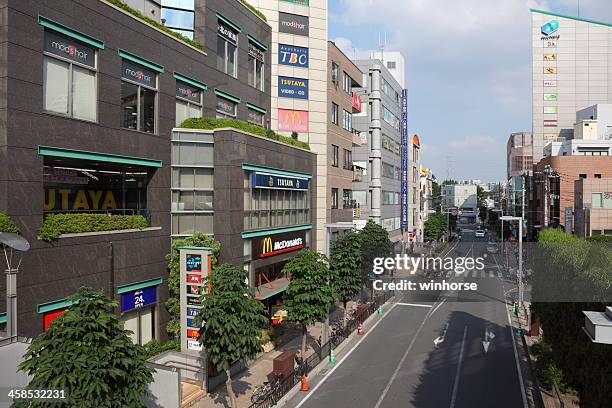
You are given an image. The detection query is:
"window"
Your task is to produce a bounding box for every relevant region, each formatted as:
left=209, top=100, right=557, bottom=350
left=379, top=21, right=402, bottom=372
left=331, top=103, right=339, bottom=125
left=331, top=145, right=339, bottom=167
left=122, top=307, right=154, bottom=346
left=248, top=42, right=265, bottom=90
left=382, top=79, right=400, bottom=105
left=331, top=62, right=339, bottom=83
left=162, top=1, right=195, bottom=40
left=413, top=146, right=419, bottom=162
left=120, top=59, right=157, bottom=133
left=343, top=72, right=352, bottom=93
left=248, top=108, right=265, bottom=127
left=387, top=61, right=396, bottom=69
left=331, top=188, right=339, bottom=209
left=382, top=191, right=399, bottom=205
left=413, top=166, right=418, bottom=183
left=382, top=162, right=395, bottom=179
left=343, top=110, right=352, bottom=131
left=216, top=96, right=237, bottom=118
left=43, top=30, right=97, bottom=122
left=595, top=174, right=602, bottom=179
left=579, top=174, right=587, bottom=179
left=343, top=189, right=352, bottom=209
left=383, top=106, right=400, bottom=131
left=175, top=81, right=203, bottom=126
left=343, top=149, right=352, bottom=170
left=217, top=23, right=238, bottom=77
left=413, top=187, right=417, bottom=204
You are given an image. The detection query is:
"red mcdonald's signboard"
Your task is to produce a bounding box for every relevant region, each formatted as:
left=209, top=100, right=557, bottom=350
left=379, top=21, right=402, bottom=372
left=352, top=94, right=362, bottom=112
left=278, top=108, right=308, bottom=132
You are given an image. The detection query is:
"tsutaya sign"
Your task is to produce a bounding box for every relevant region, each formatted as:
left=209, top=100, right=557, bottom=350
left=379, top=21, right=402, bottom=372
left=179, top=247, right=211, bottom=355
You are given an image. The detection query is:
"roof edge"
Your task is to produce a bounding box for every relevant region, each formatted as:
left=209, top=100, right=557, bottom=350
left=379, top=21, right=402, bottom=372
left=530, top=8, right=612, bottom=28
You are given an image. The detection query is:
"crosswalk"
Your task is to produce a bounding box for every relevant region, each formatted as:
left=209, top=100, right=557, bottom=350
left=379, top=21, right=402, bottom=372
left=437, top=269, right=504, bottom=278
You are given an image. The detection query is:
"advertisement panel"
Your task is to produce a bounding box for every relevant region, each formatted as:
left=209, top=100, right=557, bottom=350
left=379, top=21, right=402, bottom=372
left=120, top=286, right=157, bottom=313
left=544, top=120, right=558, bottom=127
left=543, top=106, right=558, bottom=114
left=44, top=30, right=95, bottom=68
left=278, top=12, right=309, bottom=36
left=278, top=109, right=309, bottom=132
left=352, top=94, right=362, bottom=112
left=278, top=44, right=309, bottom=68
left=179, top=248, right=211, bottom=355
left=401, top=89, right=409, bottom=230
left=251, top=172, right=309, bottom=190
left=121, top=59, right=156, bottom=88
left=251, top=230, right=306, bottom=259
left=278, top=76, right=309, bottom=99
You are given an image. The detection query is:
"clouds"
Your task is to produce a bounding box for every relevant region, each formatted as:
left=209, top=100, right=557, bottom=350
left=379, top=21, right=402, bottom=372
left=448, top=135, right=501, bottom=150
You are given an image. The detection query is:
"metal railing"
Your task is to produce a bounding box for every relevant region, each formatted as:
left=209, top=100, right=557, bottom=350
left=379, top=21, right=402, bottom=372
left=247, top=291, right=393, bottom=408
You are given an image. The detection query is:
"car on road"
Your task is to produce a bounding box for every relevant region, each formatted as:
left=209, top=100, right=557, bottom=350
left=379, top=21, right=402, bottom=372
left=475, top=229, right=486, bottom=238
left=486, top=242, right=499, bottom=254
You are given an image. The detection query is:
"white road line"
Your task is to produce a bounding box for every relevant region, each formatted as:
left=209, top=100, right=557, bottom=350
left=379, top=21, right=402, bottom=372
left=294, top=302, right=399, bottom=408
left=397, top=302, right=433, bottom=308
left=430, top=298, right=446, bottom=317
left=449, top=326, right=468, bottom=408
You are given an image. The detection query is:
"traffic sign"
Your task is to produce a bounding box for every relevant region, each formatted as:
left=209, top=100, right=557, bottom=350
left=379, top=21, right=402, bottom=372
left=458, top=210, right=464, bottom=216
left=451, top=210, right=458, bottom=216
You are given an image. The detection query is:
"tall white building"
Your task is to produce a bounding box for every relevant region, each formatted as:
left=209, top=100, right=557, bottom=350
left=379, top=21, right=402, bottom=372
left=369, top=50, right=405, bottom=89
left=531, top=9, right=612, bottom=163
left=251, top=0, right=328, bottom=251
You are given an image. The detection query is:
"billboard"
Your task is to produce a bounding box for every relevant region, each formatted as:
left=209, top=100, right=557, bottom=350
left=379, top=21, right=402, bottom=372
left=278, top=109, right=309, bottom=132
left=251, top=230, right=306, bottom=259
left=278, top=12, right=309, bottom=36
left=278, top=44, right=309, bottom=68
left=251, top=172, right=309, bottom=190
left=401, top=89, right=409, bottom=230
left=278, top=76, right=309, bottom=99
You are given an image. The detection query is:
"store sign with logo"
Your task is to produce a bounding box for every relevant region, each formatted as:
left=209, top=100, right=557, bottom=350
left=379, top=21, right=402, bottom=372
left=278, top=76, right=308, bottom=99
left=543, top=54, right=557, bottom=61
left=543, top=93, right=558, bottom=101
left=352, top=94, right=363, bottom=112
left=249, top=42, right=265, bottom=62
left=541, top=19, right=559, bottom=36
left=279, top=12, right=309, bottom=36
left=121, top=59, right=156, bottom=88
left=44, top=30, right=95, bottom=68
left=44, top=189, right=119, bottom=212
left=278, top=44, right=309, bottom=68
left=543, top=80, right=557, bottom=87
left=251, top=172, right=309, bottom=190
left=218, top=24, right=237, bottom=43
left=216, top=97, right=236, bottom=115
left=544, top=67, right=557, bottom=74
left=120, top=286, right=157, bottom=313
left=543, top=106, right=558, bottom=114
left=252, top=230, right=306, bottom=259
left=180, top=248, right=211, bottom=355
left=544, top=133, right=557, bottom=141
left=176, top=81, right=201, bottom=103
left=544, top=120, right=558, bottom=127
left=278, top=108, right=309, bottom=132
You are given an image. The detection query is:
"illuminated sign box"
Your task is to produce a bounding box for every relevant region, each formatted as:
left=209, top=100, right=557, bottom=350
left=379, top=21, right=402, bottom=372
left=278, top=76, right=308, bottom=99
left=278, top=109, right=309, bottom=132
left=543, top=94, right=558, bottom=101
left=278, top=12, right=309, bottom=36
left=252, top=230, right=306, bottom=259
left=278, top=44, right=309, bottom=68
left=543, top=106, right=558, bottom=114
left=251, top=171, right=309, bottom=190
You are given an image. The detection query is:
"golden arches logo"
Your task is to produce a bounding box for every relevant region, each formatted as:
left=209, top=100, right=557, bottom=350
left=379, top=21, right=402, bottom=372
left=262, top=237, right=273, bottom=254
left=284, top=110, right=303, bottom=125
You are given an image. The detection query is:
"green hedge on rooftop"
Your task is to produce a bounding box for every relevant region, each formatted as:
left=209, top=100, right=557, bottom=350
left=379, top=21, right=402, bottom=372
left=179, top=117, right=310, bottom=150
left=239, top=0, right=268, bottom=22
left=39, top=213, right=149, bottom=241
left=0, top=212, right=19, bottom=234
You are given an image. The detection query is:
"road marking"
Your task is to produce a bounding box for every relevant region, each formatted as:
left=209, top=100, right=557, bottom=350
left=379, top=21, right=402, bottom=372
left=293, top=302, right=399, bottom=408
left=397, top=302, right=433, bottom=308
left=430, top=298, right=446, bottom=317
left=449, top=326, right=468, bottom=408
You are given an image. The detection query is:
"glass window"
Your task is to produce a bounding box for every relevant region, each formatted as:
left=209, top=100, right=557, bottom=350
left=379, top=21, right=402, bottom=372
left=343, top=110, right=352, bottom=131
left=248, top=43, right=265, bottom=91
left=44, top=58, right=70, bottom=115
left=592, top=193, right=602, bottom=208
left=120, top=60, right=157, bottom=133
left=331, top=188, right=338, bottom=209
left=121, top=82, right=139, bottom=130
left=383, top=106, right=400, bottom=131
left=343, top=72, right=352, bottom=93
left=343, top=149, right=352, bottom=170
left=331, top=62, right=339, bottom=83
left=216, top=97, right=237, bottom=118
left=603, top=193, right=612, bottom=209
left=331, top=103, right=338, bottom=125
left=217, top=24, right=238, bottom=77
left=175, top=81, right=203, bottom=126
left=343, top=189, right=352, bottom=209
left=331, top=145, right=339, bottom=167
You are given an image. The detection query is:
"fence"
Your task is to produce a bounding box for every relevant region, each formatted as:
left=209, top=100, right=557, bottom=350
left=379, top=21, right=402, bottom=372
left=247, top=291, right=393, bottom=408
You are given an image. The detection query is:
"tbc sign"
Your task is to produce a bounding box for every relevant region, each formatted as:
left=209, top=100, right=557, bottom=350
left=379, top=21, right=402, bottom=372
left=252, top=230, right=306, bottom=259
left=278, top=76, right=308, bottom=99
left=278, top=44, right=309, bottom=68
left=278, top=109, right=309, bottom=132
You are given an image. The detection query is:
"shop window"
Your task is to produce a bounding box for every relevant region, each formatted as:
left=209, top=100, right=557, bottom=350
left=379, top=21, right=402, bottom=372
left=248, top=42, right=265, bottom=91
left=43, top=30, right=97, bottom=122
left=248, top=108, right=265, bottom=127
left=120, top=59, right=157, bottom=133
left=217, top=23, right=238, bottom=77
left=216, top=96, right=237, bottom=118
left=175, top=80, right=203, bottom=126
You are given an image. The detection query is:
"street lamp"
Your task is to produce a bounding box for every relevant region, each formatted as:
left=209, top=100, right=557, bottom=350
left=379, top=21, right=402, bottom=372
left=0, top=232, right=30, bottom=338
left=500, top=216, right=523, bottom=306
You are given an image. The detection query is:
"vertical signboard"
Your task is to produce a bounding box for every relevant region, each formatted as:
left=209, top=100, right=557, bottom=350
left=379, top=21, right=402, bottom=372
left=401, top=89, right=409, bottom=230
left=179, top=247, right=211, bottom=355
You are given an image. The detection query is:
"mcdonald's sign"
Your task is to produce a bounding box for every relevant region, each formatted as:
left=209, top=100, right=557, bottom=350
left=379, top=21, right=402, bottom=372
left=278, top=108, right=308, bottom=132
left=252, top=230, right=306, bottom=259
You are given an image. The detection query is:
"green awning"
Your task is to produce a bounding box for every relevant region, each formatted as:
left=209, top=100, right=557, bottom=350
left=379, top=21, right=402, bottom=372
left=117, top=277, right=163, bottom=294
left=247, top=34, right=268, bottom=51
left=241, top=163, right=312, bottom=179
left=38, top=15, right=105, bottom=49
left=38, top=145, right=163, bottom=168
left=118, top=49, right=164, bottom=73
left=214, top=89, right=241, bottom=104
left=216, top=12, right=242, bottom=33
left=246, top=102, right=267, bottom=114
left=173, top=72, right=208, bottom=91
left=37, top=298, right=75, bottom=314
left=241, top=224, right=312, bottom=239
left=254, top=277, right=289, bottom=301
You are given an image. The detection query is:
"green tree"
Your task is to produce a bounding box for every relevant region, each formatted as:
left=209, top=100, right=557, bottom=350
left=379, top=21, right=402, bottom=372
left=359, top=220, right=393, bottom=296
left=424, top=213, right=447, bottom=242
left=283, top=250, right=336, bottom=357
left=0, top=212, right=19, bottom=233
left=329, top=231, right=363, bottom=328
left=16, top=288, right=153, bottom=408
left=166, top=233, right=220, bottom=339
left=198, top=263, right=267, bottom=408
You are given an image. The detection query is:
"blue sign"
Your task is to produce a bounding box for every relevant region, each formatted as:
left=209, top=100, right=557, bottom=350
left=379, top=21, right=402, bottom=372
left=278, top=44, right=309, bottom=68
left=251, top=172, right=309, bottom=191
left=186, top=307, right=200, bottom=317
left=120, top=286, right=157, bottom=312
left=278, top=76, right=308, bottom=99
left=401, top=89, right=409, bottom=230
left=541, top=19, right=559, bottom=36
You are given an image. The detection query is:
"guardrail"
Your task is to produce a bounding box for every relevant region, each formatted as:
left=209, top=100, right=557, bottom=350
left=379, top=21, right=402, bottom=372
left=247, top=291, right=393, bottom=408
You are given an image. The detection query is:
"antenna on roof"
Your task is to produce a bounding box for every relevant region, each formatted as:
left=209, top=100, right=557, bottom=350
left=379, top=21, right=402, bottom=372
left=378, top=32, right=386, bottom=63
left=578, top=0, right=580, bottom=17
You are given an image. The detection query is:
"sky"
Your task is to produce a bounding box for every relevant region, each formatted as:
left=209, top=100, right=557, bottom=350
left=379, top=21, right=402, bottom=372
left=328, top=0, right=612, bottom=182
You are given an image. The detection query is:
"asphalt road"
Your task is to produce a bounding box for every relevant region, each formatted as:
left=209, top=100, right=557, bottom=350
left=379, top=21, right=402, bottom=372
left=291, top=224, right=527, bottom=408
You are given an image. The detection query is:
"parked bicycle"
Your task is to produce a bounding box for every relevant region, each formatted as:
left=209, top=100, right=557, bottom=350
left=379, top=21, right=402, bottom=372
left=250, top=374, right=283, bottom=404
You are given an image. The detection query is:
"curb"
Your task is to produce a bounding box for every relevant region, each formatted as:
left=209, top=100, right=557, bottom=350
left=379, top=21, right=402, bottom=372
left=275, top=297, right=395, bottom=408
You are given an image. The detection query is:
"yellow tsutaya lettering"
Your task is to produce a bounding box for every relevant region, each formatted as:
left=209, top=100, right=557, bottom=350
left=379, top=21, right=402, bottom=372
left=102, top=191, right=117, bottom=210
left=44, top=189, right=56, bottom=211
left=59, top=189, right=70, bottom=210
left=88, top=190, right=103, bottom=210
left=72, top=190, right=89, bottom=210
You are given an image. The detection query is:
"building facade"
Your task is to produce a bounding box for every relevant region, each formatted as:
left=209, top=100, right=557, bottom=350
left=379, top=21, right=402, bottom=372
left=368, top=50, right=406, bottom=89
left=531, top=9, right=612, bottom=162
left=352, top=58, right=405, bottom=242
left=248, top=0, right=328, bottom=252
left=576, top=104, right=612, bottom=140
left=507, top=132, right=533, bottom=179
left=574, top=178, right=612, bottom=237
left=442, top=184, right=478, bottom=222
left=0, top=0, right=270, bottom=340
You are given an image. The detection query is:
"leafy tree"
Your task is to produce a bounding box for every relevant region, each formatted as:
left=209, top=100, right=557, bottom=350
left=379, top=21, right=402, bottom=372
left=283, top=250, right=336, bottom=357
left=0, top=212, right=19, bottom=233
left=197, top=264, right=267, bottom=408
left=166, top=233, right=220, bottom=339
left=359, top=220, right=393, bottom=296
left=16, top=288, right=153, bottom=408
left=424, top=213, right=447, bottom=242
left=329, top=231, right=363, bottom=328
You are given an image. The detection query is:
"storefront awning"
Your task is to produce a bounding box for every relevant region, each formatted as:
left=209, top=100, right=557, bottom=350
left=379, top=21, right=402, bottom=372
left=254, top=277, right=289, bottom=301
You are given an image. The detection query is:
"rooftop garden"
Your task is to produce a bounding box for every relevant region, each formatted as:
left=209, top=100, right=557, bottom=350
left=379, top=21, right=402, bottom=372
left=179, top=118, right=310, bottom=150
left=239, top=0, right=268, bottom=22
left=39, top=213, right=149, bottom=241
left=0, top=212, right=19, bottom=234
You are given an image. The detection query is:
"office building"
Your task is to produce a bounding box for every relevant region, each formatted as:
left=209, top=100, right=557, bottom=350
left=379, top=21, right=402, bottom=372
left=531, top=9, right=612, bottom=162
left=419, top=166, right=435, bottom=242
left=442, top=184, right=478, bottom=222
left=507, top=132, right=533, bottom=178
left=249, top=0, right=328, bottom=252
left=576, top=104, right=612, bottom=139
left=574, top=178, right=612, bottom=237
left=368, top=50, right=406, bottom=89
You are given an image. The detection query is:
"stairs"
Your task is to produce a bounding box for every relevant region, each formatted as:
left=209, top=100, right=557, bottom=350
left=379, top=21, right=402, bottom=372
left=181, top=380, right=205, bottom=408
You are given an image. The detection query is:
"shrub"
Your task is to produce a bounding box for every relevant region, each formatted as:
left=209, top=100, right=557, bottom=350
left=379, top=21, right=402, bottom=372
left=141, top=339, right=181, bottom=360
left=105, top=0, right=203, bottom=49
left=39, top=213, right=148, bottom=241
left=239, top=0, right=268, bottom=22
left=179, top=117, right=310, bottom=150
left=0, top=212, right=19, bottom=234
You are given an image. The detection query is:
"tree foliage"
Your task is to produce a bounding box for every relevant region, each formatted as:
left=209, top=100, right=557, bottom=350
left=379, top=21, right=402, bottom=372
left=360, top=220, right=393, bottom=281
left=166, top=233, right=220, bottom=338
left=16, top=288, right=153, bottom=408
left=0, top=212, right=19, bottom=233
left=424, top=213, right=447, bottom=242
left=330, top=231, right=363, bottom=304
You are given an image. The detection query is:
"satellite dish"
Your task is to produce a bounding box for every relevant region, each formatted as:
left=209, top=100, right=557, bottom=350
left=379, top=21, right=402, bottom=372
left=0, top=232, right=30, bottom=252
